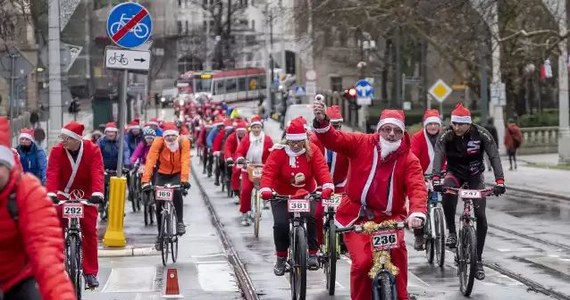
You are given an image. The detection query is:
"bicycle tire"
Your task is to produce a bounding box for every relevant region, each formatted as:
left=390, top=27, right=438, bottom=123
left=67, top=234, right=82, bottom=299
left=373, top=271, right=395, bottom=300
left=171, top=208, right=179, bottom=263
left=434, top=208, right=446, bottom=267
left=253, top=190, right=261, bottom=238
left=325, top=217, right=337, bottom=295
left=425, top=212, right=435, bottom=264
left=160, top=213, right=169, bottom=266
left=143, top=199, right=150, bottom=226
left=459, top=226, right=477, bottom=296
left=293, top=227, right=307, bottom=300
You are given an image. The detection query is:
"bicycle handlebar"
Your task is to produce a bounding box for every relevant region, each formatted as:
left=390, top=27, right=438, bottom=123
left=271, top=191, right=322, bottom=202
left=443, top=187, right=494, bottom=197
left=154, top=184, right=182, bottom=189
left=336, top=220, right=407, bottom=234
left=55, top=191, right=98, bottom=207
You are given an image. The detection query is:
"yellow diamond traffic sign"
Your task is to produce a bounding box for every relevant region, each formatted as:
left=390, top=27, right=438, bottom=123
left=428, top=79, right=452, bottom=103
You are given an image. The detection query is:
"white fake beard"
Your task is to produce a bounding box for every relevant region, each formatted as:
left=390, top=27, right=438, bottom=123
left=379, top=137, right=401, bottom=159
left=166, top=140, right=180, bottom=152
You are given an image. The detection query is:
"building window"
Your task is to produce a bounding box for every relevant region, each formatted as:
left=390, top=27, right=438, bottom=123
left=177, top=21, right=183, bottom=34
left=330, top=76, right=342, bottom=92
left=251, top=20, right=255, bottom=31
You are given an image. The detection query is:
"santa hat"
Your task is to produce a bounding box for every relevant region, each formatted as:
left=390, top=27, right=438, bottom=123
left=451, top=103, right=472, bottom=124
left=127, top=119, right=141, bottom=131
left=19, top=128, right=35, bottom=141
left=61, top=121, right=85, bottom=141
left=0, top=118, right=15, bottom=169
left=147, top=117, right=159, bottom=126
left=327, top=105, right=343, bottom=122
left=377, top=109, right=405, bottom=132
left=104, top=122, right=118, bottom=133
left=250, top=115, right=262, bottom=127
left=162, top=122, right=179, bottom=136
left=224, top=117, right=234, bottom=130
left=213, top=116, right=224, bottom=127
left=286, top=117, right=307, bottom=141
left=423, top=109, right=442, bottom=126
left=235, top=120, right=248, bottom=132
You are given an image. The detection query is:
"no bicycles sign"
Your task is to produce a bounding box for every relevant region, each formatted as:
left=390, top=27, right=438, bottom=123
left=106, top=2, right=153, bottom=49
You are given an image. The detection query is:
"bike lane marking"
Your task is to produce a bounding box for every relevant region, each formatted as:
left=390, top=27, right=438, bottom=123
left=111, top=9, right=148, bottom=42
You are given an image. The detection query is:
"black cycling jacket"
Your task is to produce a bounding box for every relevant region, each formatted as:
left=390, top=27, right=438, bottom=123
left=433, top=124, right=504, bottom=181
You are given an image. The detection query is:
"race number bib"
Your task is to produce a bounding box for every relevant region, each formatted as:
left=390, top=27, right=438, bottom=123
left=459, top=189, right=482, bottom=199
left=63, top=203, right=84, bottom=218
left=156, top=187, right=174, bottom=201
left=372, top=230, right=399, bottom=250
left=288, top=199, right=310, bottom=213
left=322, top=194, right=341, bottom=209
left=252, top=168, right=262, bottom=178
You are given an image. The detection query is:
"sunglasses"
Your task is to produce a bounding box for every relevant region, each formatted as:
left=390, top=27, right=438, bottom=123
left=379, top=126, right=403, bottom=136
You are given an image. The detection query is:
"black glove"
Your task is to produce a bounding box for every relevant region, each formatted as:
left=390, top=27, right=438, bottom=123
left=432, top=177, right=443, bottom=193
left=494, top=183, right=506, bottom=196
left=49, top=195, right=59, bottom=204
left=236, top=158, right=245, bottom=165
left=142, top=183, right=152, bottom=193
left=182, top=182, right=191, bottom=190
left=89, top=195, right=104, bottom=204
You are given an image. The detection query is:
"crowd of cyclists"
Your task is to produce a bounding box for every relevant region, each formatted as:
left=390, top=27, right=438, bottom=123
left=0, top=90, right=508, bottom=299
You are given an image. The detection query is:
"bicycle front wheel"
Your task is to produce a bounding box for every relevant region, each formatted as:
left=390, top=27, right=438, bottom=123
left=160, top=212, right=169, bottom=266
left=171, top=209, right=179, bottom=263
left=459, top=226, right=477, bottom=296
left=325, top=217, right=337, bottom=295
left=66, top=234, right=82, bottom=299
left=434, top=208, right=446, bottom=267
left=292, top=227, right=307, bottom=300
left=373, top=271, right=396, bottom=300
left=253, top=190, right=261, bottom=238
left=425, top=212, right=435, bottom=264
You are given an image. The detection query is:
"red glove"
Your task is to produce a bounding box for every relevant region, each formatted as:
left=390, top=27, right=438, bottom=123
left=261, top=190, right=273, bottom=200
left=321, top=188, right=333, bottom=200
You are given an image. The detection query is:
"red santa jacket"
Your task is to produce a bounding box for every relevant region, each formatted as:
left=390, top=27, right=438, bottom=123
left=224, top=131, right=243, bottom=161
left=260, top=143, right=334, bottom=196
left=0, top=168, right=75, bottom=299
left=46, top=140, right=105, bottom=199
left=235, top=132, right=274, bottom=163
left=313, top=124, right=427, bottom=227
left=310, top=130, right=349, bottom=192
left=212, top=130, right=226, bottom=152
left=410, top=129, right=436, bottom=174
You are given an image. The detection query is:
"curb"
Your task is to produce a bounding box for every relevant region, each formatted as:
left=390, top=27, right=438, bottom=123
left=98, top=246, right=158, bottom=257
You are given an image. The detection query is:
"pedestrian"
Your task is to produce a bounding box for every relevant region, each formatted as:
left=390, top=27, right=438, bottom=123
left=15, top=128, right=47, bottom=185
left=483, top=118, right=498, bottom=171
left=504, top=118, right=523, bottom=170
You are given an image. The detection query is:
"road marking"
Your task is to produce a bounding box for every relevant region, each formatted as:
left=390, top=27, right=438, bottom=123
left=101, top=266, right=157, bottom=293
left=196, top=262, right=238, bottom=292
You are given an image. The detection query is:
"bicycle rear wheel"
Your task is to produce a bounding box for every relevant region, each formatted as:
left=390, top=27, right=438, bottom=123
left=325, top=217, right=337, bottom=295
left=434, top=208, right=446, bottom=267
left=459, top=226, right=477, bottom=296
left=66, top=234, right=82, bottom=299
left=425, top=213, right=435, bottom=264
left=160, top=212, right=169, bottom=266
left=291, top=227, right=307, bottom=300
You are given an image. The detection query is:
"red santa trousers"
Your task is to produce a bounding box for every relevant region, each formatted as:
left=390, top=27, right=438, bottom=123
left=344, top=230, right=408, bottom=300
left=239, top=170, right=254, bottom=213
left=57, top=205, right=99, bottom=275
left=231, top=165, right=241, bottom=192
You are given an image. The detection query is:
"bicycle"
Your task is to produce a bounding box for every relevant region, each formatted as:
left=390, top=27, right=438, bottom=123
left=107, top=53, right=128, bottom=66
left=337, top=220, right=407, bottom=300
left=101, top=169, right=117, bottom=221
left=225, top=160, right=234, bottom=198
left=423, top=176, right=446, bottom=267
left=320, top=193, right=342, bottom=295
left=56, top=190, right=99, bottom=300
left=273, top=192, right=321, bottom=300
left=154, top=183, right=185, bottom=266
left=443, top=186, right=494, bottom=297
left=109, top=13, right=149, bottom=38
left=128, top=163, right=142, bottom=213
left=245, top=162, right=263, bottom=237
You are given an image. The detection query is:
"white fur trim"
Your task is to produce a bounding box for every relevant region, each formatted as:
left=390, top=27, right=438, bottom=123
left=147, top=121, right=159, bottom=126
left=259, top=187, right=272, bottom=193
left=322, top=183, right=335, bottom=191
left=335, top=178, right=347, bottom=188
left=330, top=118, right=344, bottom=122
left=451, top=115, right=472, bottom=123
left=384, top=160, right=398, bottom=216
left=377, top=118, right=405, bottom=131
left=423, top=129, right=435, bottom=174
left=408, top=212, right=426, bottom=222
left=104, top=127, right=118, bottom=133
left=313, top=125, right=331, bottom=134
left=225, top=125, right=234, bottom=130
left=250, top=121, right=262, bottom=126
left=0, top=146, right=15, bottom=168
left=163, top=129, right=179, bottom=136
left=92, top=192, right=104, bottom=198
left=61, top=128, right=82, bottom=140
left=236, top=128, right=247, bottom=132
left=286, top=132, right=307, bottom=141
left=128, top=125, right=141, bottom=130
left=47, top=192, right=57, bottom=198
left=423, top=116, right=441, bottom=126
left=361, top=146, right=378, bottom=206
left=63, top=142, right=84, bottom=193
left=19, top=133, right=34, bottom=141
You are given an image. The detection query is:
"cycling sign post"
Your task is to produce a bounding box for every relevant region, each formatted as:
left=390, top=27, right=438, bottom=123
left=106, top=2, right=152, bottom=49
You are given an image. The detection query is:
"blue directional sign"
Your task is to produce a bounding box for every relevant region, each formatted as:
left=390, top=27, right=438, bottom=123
left=106, top=2, right=153, bottom=49
left=295, top=85, right=306, bottom=96
left=355, top=79, right=374, bottom=98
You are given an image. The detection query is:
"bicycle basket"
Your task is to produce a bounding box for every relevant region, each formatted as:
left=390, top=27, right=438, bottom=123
left=247, top=164, right=263, bottom=183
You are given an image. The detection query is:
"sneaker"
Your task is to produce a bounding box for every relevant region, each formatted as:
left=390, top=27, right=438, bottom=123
left=84, top=274, right=99, bottom=289
left=214, top=179, right=220, bottom=186
left=414, top=235, right=425, bottom=251
left=233, top=195, right=240, bottom=205
left=176, top=222, right=186, bottom=235
left=308, top=254, right=319, bottom=270
left=155, top=237, right=162, bottom=251
left=274, top=257, right=287, bottom=276
left=240, top=213, right=250, bottom=226
left=446, top=234, right=457, bottom=248
left=475, top=261, right=485, bottom=280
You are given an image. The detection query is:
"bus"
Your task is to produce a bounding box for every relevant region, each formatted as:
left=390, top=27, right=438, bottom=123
left=176, top=68, right=267, bottom=104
